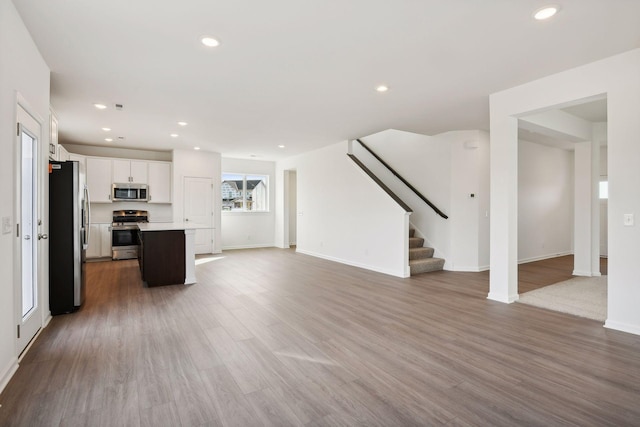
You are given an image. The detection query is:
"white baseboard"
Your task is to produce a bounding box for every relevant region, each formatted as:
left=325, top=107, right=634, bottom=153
left=572, top=270, right=593, bottom=277
left=43, top=312, right=52, bottom=328
left=572, top=270, right=603, bottom=277
left=518, top=251, right=573, bottom=265
left=487, top=292, right=519, bottom=304
left=296, top=248, right=408, bottom=278
left=221, top=244, right=275, bottom=250
left=0, top=357, right=18, bottom=395
left=447, top=265, right=490, bottom=272
left=604, top=320, right=640, bottom=336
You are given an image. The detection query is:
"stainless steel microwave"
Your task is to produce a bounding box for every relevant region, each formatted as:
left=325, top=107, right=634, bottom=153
left=112, top=183, right=148, bottom=202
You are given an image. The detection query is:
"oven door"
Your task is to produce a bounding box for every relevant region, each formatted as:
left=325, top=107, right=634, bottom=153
left=111, top=227, right=140, bottom=260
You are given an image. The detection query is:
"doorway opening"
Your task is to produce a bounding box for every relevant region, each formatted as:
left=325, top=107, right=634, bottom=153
left=516, top=97, right=608, bottom=320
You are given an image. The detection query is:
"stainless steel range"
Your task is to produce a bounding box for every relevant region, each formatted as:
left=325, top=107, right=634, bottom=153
left=112, top=210, right=148, bottom=260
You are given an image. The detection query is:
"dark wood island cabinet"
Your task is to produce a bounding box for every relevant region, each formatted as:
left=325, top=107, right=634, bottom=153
left=139, top=230, right=185, bottom=286
left=137, top=223, right=199, bottom=286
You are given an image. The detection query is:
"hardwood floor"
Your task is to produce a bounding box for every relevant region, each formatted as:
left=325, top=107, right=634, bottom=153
left=1, top=250, right=637, bottom=426
left=518, top=255, right=608, bottom=293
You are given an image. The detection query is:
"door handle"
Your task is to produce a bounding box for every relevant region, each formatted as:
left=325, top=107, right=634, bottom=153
left=38, top=233, right=48, bottom=240
left=24, top=235, right=31, bottom=240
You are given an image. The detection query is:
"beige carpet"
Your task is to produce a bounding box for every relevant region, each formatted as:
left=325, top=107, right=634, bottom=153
left=517, top=276, right=607, bottom=322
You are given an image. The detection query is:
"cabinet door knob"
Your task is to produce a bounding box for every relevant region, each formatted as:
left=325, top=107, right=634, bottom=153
left=38, top=233, right=48, bottom=240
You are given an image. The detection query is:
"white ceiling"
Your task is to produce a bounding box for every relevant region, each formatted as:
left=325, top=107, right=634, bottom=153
left=13, top=0, right=640, bottom=160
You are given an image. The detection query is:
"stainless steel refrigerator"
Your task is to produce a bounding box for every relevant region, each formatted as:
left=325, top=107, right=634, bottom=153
left=49, top=161, right=90, bottom=315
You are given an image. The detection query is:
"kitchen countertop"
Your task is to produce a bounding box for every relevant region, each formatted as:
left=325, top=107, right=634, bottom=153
left=137, top=222, right=211, bottom=231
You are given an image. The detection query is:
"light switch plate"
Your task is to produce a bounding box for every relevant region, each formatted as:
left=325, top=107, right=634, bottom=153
left=624, top=213, right=634, bottom=226
left=1, top=217, right=11, bottom=235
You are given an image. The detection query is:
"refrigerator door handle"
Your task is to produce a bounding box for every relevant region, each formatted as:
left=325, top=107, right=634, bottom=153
left=83, top=185, right=91, bottom=249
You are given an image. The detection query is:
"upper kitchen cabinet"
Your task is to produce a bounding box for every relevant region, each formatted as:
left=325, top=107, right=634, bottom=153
left=68, top=153, right=86, bottom=168
left=87, top=157, right=113, bottom=203
left=49, top=108, right=58, bottom=161
left=147, top=161, right=172, bottom=203
left=56, top=144, right=70, bottom=161
left=113, top=159, right=148, bottom=184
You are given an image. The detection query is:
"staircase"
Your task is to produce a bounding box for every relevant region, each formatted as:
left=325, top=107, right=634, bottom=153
left=409, top=229, right=445, bottom=275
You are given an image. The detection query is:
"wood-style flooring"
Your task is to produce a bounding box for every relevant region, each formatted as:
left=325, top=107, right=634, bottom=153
left=518, top=255, right=608, bottom=293
left=1, top=250, right=638, bottom=426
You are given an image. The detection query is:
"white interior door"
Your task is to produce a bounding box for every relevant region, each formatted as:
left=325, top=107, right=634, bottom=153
left=16, top=104, right=43, bottom=355
left=184, top=177, right=213, bottom=254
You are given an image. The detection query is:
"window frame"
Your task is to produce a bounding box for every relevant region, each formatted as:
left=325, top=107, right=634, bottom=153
left=221, top=172, right=270, bottom=213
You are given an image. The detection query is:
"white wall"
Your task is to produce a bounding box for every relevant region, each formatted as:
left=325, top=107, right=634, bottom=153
left=0, top=0, right=51, bottom=391
left=518, top=140, right=574, bottom=262
left=277, top=141, right=410, bottom=277
left=449, top=131, right=490, bottom=271
left=172, top=149, right=222, bottom=253
left=490, top=48, right=640, bottom=335
left=90, top=202, right=173, bottom=223
left=221, top=158, right=276, bottom=249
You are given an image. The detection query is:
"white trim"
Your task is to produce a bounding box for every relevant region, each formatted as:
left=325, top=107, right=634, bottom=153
left=517, top=251, right=573, bottom=265
left=0, top=357, right=19, bottom=395
left=184, top=229, right=196, bottom=284
left=572, top=270, right=593, bottom=276
left=449, top=265, right=490, bottom=272
left=296, top=248, right=409, bottom=278
left=487, top=292, right=519, bottom=303
left=222, top=244, right=275, bottom=250
left=604, top=320, right=640, bottom=336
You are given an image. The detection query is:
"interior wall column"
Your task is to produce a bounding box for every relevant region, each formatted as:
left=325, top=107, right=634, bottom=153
left=488, top=114, right=519, bottom=303
left=573, top=142, right=593, bottom=276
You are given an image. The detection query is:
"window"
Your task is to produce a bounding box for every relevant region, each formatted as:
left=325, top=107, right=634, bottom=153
left=221, top=173, right=268, bottom=211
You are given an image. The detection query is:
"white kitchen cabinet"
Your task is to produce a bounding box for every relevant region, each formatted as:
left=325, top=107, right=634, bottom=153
left=87, top=157, right=113, bottom=203
left=87, top=223, right=112, bottom=259
left=100, top=223, right=112, bottom=257
left=56, top=144, right=69, bottom=161
left=147, top=161, right=172, bottom=203
left=113, top=159, right=148, bottom=184
left=68, top=153, right=86, bottom=167
left=86, top=224, right=101, bottom=258
left=49, top=108, right=59, bottom=161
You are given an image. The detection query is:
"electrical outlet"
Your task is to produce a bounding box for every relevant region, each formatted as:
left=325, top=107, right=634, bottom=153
left=2, top=217, right=11, bottom=235
left=624, top=213, right=634, bottom=226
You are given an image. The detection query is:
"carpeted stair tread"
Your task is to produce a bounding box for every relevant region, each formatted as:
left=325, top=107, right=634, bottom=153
left=409, top=237, right=424, bottom=248
left=409, top=257, right=445, bottom=275
left=409, top=247, right=435, bottom=260
left=409, top=229, right=416, bottom=238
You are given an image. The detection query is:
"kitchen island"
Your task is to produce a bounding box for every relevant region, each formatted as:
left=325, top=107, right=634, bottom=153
left=137, top=222, right=203, bottom=286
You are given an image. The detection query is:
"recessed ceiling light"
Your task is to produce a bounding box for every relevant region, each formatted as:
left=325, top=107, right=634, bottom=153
left=102, top=127, right=111, bottom=132
left=105, top=138, right=113, bottom=142
left=278, top=145, right=285, bottom=148
left=194, top=147, right=200, bottom=150
left=178, top=121, right=188, bottom=126
left=94, top=103, right=107, bottom=110
left=376, top=85, right=389, bottom=93
left=170, top=133, right=179, bottom=138
left=201, top=37, right=220, bottom=47
left=534, top=5, right=559, bottom=20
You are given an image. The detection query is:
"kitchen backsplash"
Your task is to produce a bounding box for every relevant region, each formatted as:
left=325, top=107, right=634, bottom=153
left=90, top=201, right=173, bottom=223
